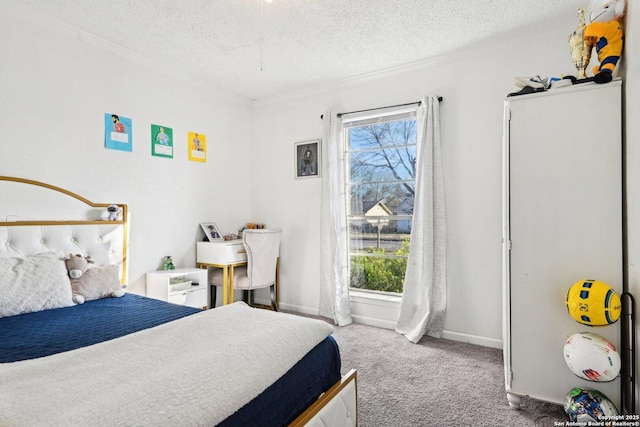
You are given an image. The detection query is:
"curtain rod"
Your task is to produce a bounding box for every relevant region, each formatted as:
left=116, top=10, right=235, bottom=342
left=320, top=96, right=443, bottom=120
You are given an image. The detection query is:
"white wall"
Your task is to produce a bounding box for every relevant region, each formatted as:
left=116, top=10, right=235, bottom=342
left=0, top=7, right=253, bottom=295
left=2, top=1, right=637, bottom=375
left=250, top=18, right=602, bottom=346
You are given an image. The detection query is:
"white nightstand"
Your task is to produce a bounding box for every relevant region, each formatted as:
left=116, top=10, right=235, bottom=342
left=146, top=268, right=209, bottom=309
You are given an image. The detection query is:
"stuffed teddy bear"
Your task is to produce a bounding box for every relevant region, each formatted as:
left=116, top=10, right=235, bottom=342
left=584, top=0, right=625, bottom=83
left=65, top=254, right=125, bottom=304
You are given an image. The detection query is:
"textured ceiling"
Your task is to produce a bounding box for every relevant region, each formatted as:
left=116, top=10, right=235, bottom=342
left=4, top=0, right=585, bottom=100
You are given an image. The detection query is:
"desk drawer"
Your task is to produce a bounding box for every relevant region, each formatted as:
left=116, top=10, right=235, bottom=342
left=197, top=241, right=248, bottom=264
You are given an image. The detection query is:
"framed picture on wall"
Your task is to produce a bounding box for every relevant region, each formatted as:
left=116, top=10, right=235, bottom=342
left=200, top=222, right=223, bottom=241
left=294, top=139, right=321, bottom=179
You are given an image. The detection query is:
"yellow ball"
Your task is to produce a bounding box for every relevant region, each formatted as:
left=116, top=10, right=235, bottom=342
left=566, top=280, right=621, bottom=326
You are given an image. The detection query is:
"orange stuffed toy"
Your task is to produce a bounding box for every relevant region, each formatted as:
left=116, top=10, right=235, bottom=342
left=584, top=0, right=625, bottom=83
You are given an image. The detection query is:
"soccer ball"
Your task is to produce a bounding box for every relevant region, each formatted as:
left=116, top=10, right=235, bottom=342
left=564, top=332, right=621, bottom=381
left=564, top=387, right=619, bottom=422
left=566, top=280, right=621, bottom=326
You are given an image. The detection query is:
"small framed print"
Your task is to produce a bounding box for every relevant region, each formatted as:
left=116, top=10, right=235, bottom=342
left=295, top=139, right=321, bottom=179
left=200, top=222, right=223, bottom=241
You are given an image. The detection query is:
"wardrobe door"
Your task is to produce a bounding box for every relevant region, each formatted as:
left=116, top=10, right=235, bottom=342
left=504, top=81, right=622, bottom=406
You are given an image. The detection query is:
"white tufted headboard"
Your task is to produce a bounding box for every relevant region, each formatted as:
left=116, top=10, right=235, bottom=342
left=0, top=176, right=129, bottom=284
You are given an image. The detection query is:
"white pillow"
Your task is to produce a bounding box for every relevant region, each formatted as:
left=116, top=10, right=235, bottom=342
left=0, top=252, right=74, bottom=318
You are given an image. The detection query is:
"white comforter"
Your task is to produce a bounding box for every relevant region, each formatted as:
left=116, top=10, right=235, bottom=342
left=0, top=302, right=334, bottom=426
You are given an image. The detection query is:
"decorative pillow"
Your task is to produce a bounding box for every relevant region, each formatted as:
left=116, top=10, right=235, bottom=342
left=0, top=252, right=74, bottom=318
left=71, top=264, right=125, bottom=304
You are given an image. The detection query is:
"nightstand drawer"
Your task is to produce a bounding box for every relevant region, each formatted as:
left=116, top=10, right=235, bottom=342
left=146, top=268, right=208, bottom=309
left=168, top=286, right=206, bottom=308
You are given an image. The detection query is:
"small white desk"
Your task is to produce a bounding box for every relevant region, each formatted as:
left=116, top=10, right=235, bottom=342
left=196, top=240, right=247, bottom=306
left=196, top=240, right=279, bottom=307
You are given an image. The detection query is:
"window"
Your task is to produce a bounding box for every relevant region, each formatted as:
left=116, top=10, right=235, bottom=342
left=344, top=107, right=417, bottom=294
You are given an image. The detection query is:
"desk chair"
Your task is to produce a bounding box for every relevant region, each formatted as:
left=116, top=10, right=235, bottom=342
left=210, top=228, right=281, bottom=310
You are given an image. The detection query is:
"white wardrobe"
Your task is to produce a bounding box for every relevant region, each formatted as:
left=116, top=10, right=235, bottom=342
left=502, top=80, right=622, bottom=408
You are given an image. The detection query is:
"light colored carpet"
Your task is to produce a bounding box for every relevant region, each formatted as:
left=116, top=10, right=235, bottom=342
left=329, top=322, right=567, bottom=426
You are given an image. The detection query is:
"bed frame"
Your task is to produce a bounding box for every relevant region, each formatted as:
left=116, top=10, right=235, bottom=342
left=0, top=175, right=357, bottom=427
left=0, top=176, right=129, bottom=283
left=290, top=369, right=358, bottom=426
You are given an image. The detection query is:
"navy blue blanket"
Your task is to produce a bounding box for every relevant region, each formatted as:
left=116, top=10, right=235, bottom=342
left=0, top=293, right=200, bottom=363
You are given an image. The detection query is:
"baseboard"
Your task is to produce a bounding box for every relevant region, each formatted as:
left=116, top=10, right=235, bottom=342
left=441, top=330, right=503, bottom=349
left=268, top=301, right=504, bottom=349
left=350, top=313, right=397, bottom=329
left=278, top=300, right=320, bottom=316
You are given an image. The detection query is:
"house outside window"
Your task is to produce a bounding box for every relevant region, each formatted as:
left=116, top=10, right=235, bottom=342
left=344, top=108, right=417, bottom=294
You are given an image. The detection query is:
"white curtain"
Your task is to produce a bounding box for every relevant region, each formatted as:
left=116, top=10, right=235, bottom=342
left=319, top=111, right=352, bottom=326
left=395, top=96, right=447, bottom=343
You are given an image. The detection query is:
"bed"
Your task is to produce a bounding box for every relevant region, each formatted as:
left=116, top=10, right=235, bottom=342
left=0, top=176, right=357, bottom=427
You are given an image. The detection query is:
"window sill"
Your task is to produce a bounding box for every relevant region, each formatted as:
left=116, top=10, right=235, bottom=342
left=348, top=289, right=401, bottom=329
left=349, top=289, right=402, bottom=305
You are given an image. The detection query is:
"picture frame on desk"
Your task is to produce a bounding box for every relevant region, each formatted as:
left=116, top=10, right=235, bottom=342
left=294, top=139, right=320, bottom=179
left=200, top=222, right=223, bottom=241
